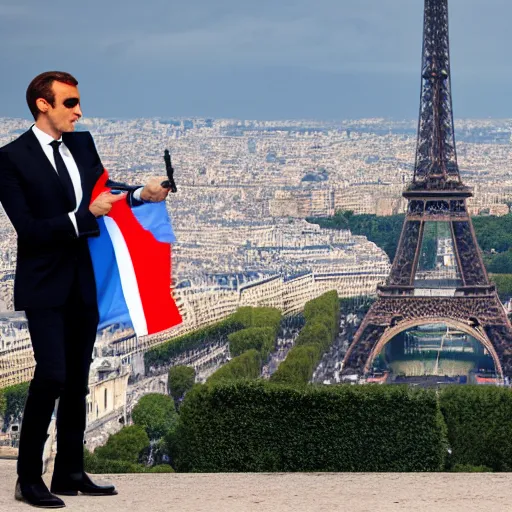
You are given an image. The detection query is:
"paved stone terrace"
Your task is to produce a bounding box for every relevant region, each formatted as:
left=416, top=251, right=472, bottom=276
left=1, top=460, right=511, bottom=511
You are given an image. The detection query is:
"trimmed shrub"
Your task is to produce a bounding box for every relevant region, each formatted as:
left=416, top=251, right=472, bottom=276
left=132, top=393, right=179, bottom=440
left=251, top=308, right=281, bottom=334
left=270, top=345, right=322, bottom=386
left=174, top=381, right=447, bottom=472
left=294, top=323, right=331, bottom=351
left=228, top=327, right=276, bottom=359
left=168, top=366, right=196, bottom=405
left=207, top=350, right=262, bottom=384
left=440, top=386, right=512, bottom=471
left=230, top=307, right=253, bottom=328
left=304, top=290, right=339, bottom=322
left=94, top=425, right=150, bottom=464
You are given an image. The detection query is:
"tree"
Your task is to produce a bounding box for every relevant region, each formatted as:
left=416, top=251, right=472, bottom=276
left=228, top=327, right=276, bottom=358
left=168, top=366, right=196, bottom=407
left=490, top=274, right=512, bottom=300
left=132, top=393, right=179, bottom=440
left=207, top=350, right=262, bottom=384
left=94, top=425, right=150, bottom=464
left=295, top=323, right=331, bottom=351
left=1, top=382, right=29, bottom=432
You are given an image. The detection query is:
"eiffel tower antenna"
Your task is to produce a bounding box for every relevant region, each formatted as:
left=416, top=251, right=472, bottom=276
left=413, top=0, right=461, bottom=189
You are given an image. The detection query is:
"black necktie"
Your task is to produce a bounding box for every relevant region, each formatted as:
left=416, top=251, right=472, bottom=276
left=49, top=140, right=76, bottom=210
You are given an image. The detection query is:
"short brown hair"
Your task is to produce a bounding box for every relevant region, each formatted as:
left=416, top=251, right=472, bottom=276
left=26, top=71, right=78, bottom=120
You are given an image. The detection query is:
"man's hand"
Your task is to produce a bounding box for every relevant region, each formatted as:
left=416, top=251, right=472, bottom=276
left=140, top=176, right=171, bottom=203
left=89, top=191, right=127, bottom=217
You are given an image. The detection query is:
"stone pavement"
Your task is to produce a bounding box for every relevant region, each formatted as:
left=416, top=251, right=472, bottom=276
left=1, top=459, right=511, bottom=512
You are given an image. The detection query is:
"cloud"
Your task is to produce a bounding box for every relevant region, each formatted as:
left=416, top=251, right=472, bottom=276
left=0, top=0, right=511, bottom=119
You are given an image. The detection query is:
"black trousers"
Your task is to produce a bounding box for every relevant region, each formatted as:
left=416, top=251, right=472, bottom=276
left=17, top=274, right=99, bottom=482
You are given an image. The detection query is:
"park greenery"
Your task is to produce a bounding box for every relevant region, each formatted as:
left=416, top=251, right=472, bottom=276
left=228, top=327, right=277, bottom=359
left=207, top=349, right=262, bottom=384
left=308, top=211, right=512, bottom=299
left=270, top=291, right=340, bottom=386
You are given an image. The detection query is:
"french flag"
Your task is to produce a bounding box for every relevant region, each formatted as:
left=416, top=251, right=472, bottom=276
left=87, top=170, right=182, bottom=336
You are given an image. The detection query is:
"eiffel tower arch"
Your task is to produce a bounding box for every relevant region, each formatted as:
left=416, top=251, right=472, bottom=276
left=341, top=0, right=512, bottom=381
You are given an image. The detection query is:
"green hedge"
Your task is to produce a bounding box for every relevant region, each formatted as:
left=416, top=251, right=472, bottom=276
left=207, top=350, right=262, bottom=385
left=294, top=323, right=331, bottom=351
left=232, top=307, right=281, bottom=334
left=144, top=316, right=244, bottom=372
left=270, top=291, right=339, bottom=385
left=304, top=290, right=339, bottom=323
left=228, top=327, right=277, bottom=359
left=269, top=345, right=322, bottom=386
left=174, top=381, right=447, bottom=472
left=440, top=386, right=512, bottom=471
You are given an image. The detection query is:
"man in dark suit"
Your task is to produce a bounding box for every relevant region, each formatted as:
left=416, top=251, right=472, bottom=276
left=0, top=71, right=170, bottom=508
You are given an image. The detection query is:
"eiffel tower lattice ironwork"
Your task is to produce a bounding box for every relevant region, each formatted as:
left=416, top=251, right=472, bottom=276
left=341, top=0, right=512, bottom=380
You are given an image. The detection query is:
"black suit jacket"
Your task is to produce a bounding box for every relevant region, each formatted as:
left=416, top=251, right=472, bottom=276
left=0, top=128, right=140, bottom=310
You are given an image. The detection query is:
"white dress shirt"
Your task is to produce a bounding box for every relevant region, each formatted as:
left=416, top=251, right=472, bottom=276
left=32, top=125, right=82, bottom=235
left=31, top=125, right=144, bottom=236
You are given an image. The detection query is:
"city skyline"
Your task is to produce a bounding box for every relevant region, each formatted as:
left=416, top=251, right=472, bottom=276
left=1, top=0, right=511, bottom=120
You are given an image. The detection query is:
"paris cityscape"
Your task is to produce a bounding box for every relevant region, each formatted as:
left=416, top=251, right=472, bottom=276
left=1, top=0, right=512, bottom=487
left=1, top=113, right=512, bottom=447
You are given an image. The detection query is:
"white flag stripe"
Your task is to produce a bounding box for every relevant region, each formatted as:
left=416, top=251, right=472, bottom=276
left=103, top=216, right=148, bottom=337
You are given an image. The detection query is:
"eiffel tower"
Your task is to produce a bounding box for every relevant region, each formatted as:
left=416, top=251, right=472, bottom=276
left=341, top=0, right=512, bottom=381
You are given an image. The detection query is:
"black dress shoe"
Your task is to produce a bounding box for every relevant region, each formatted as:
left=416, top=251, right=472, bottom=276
left=51, top=471, right=118, bottom=496
left=15, top=477, right=66, bottom=508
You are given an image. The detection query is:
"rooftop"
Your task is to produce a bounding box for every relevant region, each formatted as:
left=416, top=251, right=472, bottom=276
left=0, top=460, right=510, bottom=512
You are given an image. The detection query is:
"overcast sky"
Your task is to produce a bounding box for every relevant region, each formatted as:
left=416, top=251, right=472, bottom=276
left=0, top=0, right=510, bottom=120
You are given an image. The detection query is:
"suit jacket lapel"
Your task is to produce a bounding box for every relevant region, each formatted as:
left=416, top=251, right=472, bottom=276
left=24, top=129, right=68, bottom=197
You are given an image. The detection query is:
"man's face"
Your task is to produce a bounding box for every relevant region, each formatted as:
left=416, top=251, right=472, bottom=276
left=37, top=81, right=82, bottom=133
